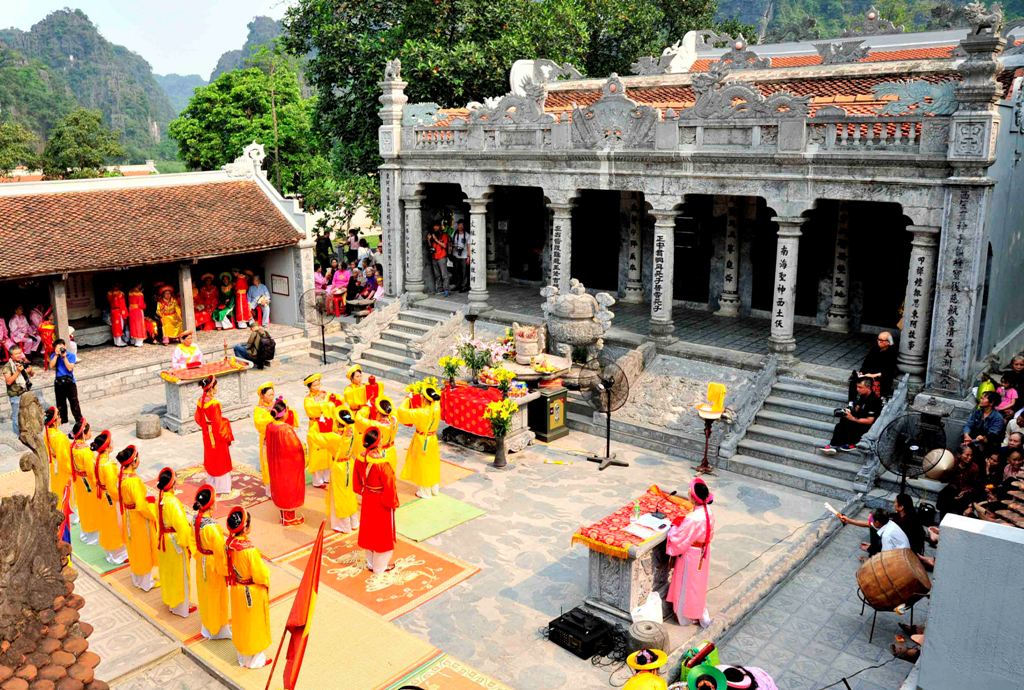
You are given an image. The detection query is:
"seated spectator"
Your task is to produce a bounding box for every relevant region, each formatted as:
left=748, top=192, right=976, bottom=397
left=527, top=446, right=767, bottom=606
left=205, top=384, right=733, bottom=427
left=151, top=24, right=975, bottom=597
left=872, top=509, right=911, bottom=552
left=359, top=267, right=379, bottom=300
left=232, top=320, right=272, bottom=370
left=313, top=264, right=326, bottom=293
left=838, top=494, right=924, bottom=557
left=962, top=391, right=1006, bottom=452
left=979, top=449, right=1005, bottom=491
left=1000, top=432, right=1023, bottom=461
left=848, top=331, right=898, bottom=402
left=1002, top=449, right=1023, bottom=484
left=991, top=373, right=1019, bottom=414
left=937, top=444, right=980, bottom=519
left=1000, top=354, right=1024, bottom=407
left=1004, top=410, right=1022, bottom=442
left=819, top=377, right=882, bottom=454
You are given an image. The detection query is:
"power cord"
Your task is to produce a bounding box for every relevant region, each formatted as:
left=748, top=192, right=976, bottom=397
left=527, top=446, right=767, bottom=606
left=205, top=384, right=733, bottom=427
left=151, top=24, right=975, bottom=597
left=589, top=625, right=631, bottom=688
left=815, top=656, right=897, bottom=689
left=707, top=516, right=829, bottom=593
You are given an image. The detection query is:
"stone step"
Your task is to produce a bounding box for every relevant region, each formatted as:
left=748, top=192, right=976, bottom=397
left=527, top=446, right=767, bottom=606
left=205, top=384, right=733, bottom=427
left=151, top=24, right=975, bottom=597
left=391, top=319, right=432, bottom=336
left=401, top=309, right=447, bottom=327
left=564, top=411, right=708, bottom=461
left=754, top=409, right=836, bottom=436
left=372, top=340, right=412, bottom=358
left=414, top=298, right=461, bottom=316
left=772, top=380, right=850, bottom=405
left=736, top=438, right=863, bottom=481
left=362, top=348, right=416, bottom=369
left=877, top=470, right=945, bottom=504
left=380, top=329, right=418, bottom=344
left=762, top=396, right=839, bottom=425
left=745, top=423, right=832, bottom=453
left=723, top=454, right=858, bottom=499
left=351, top=357, right=417, bottom=385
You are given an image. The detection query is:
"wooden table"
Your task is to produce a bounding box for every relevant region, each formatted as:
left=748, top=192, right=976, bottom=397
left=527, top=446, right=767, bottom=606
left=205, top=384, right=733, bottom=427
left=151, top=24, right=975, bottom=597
left=159, top=358, right=252, bottom=435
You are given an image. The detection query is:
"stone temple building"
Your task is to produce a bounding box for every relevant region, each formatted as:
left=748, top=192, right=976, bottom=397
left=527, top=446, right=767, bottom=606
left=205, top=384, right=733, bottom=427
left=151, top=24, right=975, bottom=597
left=376, top=7, right=1024, bottom=402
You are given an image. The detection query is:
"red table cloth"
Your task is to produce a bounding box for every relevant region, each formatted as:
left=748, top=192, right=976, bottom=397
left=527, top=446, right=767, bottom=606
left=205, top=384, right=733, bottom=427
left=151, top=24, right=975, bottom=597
left=160, top=357, right=247, bottom=382
left=440, top=384, right=502, bottom=438
left=572, top=485, right=694, bottom=559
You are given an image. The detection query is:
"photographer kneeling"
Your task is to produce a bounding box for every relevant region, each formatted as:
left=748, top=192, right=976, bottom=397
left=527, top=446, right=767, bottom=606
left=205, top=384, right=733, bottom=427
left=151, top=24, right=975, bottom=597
left=819, top=377, right=882, bottom=455
left=49, top=338, right=82, bottom=425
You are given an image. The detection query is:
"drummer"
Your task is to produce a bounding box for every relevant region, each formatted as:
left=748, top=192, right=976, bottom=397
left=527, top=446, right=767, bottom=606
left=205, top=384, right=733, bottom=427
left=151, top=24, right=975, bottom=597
left=837, top=508, right=910, bottom=555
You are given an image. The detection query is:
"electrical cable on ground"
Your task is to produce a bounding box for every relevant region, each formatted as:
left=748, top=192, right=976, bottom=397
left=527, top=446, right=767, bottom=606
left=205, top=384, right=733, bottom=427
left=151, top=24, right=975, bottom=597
left=815, top=656, right=898, bottom=689
left=708, top=516, right=829, bottom=593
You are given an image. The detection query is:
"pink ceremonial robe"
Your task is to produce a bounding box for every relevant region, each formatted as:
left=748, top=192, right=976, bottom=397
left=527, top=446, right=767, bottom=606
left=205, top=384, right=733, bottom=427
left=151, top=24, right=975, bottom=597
left=665, top=507, right=714, bottom=622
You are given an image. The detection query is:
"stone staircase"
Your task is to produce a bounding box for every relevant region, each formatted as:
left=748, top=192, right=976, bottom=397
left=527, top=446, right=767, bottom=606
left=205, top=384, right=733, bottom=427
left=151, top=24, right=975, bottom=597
left=720, top=375, right=868, bottom=499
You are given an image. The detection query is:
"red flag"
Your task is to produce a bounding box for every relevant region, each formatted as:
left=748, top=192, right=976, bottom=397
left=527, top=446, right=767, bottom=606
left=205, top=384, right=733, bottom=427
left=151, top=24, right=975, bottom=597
left=268, top=520, right=325, bottom=690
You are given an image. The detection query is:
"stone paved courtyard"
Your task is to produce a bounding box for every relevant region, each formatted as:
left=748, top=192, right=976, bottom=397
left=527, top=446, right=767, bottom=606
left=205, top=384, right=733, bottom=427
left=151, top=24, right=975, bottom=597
left=0, top=357, right=915, bottom=689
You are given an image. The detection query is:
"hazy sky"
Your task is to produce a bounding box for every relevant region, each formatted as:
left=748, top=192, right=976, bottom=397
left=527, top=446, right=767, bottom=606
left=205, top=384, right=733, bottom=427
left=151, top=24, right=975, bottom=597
left=3, top=0, right=292, bottom=77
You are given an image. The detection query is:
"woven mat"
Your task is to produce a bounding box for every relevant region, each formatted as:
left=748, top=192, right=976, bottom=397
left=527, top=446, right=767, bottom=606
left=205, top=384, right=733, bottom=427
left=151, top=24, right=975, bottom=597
left=281, top=532, right=478, bottom=621
left=103, top=555, right=300, bottom=643
left=396, top=459, right=475, bottom=505
left=396, top=493, right=485, bottom=542
left=190, top=588, right=438, bottom=690
left=383, top=653, right=513, bottom=690
left=69, top=524, right=128, bottom=576
left=144, top=464, right=269, bottom=519
left=247, top=484, right=330, bottom=561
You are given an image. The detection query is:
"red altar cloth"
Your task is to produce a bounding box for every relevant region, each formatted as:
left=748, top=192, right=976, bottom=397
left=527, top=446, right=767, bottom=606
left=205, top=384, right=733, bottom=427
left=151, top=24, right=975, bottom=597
left=571, top=485, right=694, bottom=559
left=440, top=384, right=502, bottom=438
left=160, top=358, right=247, bottom=382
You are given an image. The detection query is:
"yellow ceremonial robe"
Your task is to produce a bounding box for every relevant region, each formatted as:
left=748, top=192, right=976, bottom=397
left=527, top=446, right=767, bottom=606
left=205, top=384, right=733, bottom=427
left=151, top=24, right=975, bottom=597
left=45, top=427, right=73, bottom=507
left=355, top=407, right=398, bottom=471
left=304, top=394, right=341, bottom=473
left=71, top=443, right=98, bottom=534
left=119, top=474, right=158, bottom=577
left=194, top=516, right=230, bottom=636
left=327, top=427, right=359, bottom=519
left=228, top=543, right=271, bottom=656
left=157, top=492, right=193, bottom=609
left=94, top=452, right=124, bottom=552
left=343, top=382, right=366, bottom=411
left=253, top=404, right=274, bottom=484
left=397, top=398, right=442, bottom=488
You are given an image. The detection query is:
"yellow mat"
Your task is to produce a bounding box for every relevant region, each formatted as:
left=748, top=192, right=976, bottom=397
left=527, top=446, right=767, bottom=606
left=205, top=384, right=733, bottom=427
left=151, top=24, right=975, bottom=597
left=396, top=458, right=476, bottom=504
left=247, top=484, right=332, bottom=561
left=104, top=557, right=301, bottom=643
left=189, top=587, right=439, bottom=690
left=383, top=653, right=514, bottom=690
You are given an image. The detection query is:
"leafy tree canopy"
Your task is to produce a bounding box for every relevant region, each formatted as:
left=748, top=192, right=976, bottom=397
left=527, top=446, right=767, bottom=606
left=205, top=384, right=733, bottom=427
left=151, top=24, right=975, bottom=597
left=42, top=108, right=125, bottom=179
left=0, top=122, right=41, bottom=176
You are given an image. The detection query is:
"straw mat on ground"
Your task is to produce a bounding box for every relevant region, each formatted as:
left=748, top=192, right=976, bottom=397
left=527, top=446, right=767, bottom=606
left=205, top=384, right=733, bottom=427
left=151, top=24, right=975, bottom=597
left=70, top=524, right=127, bottom=575
left=396, top=493, right=485, bottom=542
left=395, top=458, right=476, bottom=504
left=144, top=464, right=269, bottom=519
left=383, top=653, right=514, bottom=690
left=247, top=484, right=329, bottom=561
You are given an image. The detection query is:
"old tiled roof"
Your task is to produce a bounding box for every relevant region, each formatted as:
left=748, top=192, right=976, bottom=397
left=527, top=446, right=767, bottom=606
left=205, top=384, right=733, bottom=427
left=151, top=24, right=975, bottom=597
left=689, top=45, right=957, bottom=73
left=0, top=180, right=302, bottom=281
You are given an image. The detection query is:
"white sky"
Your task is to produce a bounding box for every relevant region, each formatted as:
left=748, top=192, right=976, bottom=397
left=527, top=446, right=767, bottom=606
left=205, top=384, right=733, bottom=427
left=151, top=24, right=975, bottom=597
left=2, top=0, right=293, bottom=77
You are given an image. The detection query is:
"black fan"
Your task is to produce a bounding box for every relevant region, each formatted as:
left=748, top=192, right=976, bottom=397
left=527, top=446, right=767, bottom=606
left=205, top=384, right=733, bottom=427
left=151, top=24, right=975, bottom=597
left=301, top=288, right=336, bottom=365
left=874, top=411, right=948, bottom=494
left=578, top=358, right=631, bottom=470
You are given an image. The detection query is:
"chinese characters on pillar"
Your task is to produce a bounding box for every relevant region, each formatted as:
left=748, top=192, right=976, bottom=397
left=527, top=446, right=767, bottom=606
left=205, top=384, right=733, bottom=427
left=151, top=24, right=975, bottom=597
left=381, top=172, right=394, bottom=289
left=551, top=220, right=563, bottom=287
left=938, top=188, right=972, bottom=388
left=774, top=244, right=790, bottom=330
left=652, top=231, right=667, bottom=315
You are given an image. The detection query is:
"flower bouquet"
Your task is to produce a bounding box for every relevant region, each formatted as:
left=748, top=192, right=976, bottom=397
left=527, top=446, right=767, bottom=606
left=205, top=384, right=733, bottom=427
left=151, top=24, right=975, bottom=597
left=405, top=376, right=439, bottom=408
left=438, top=354, right=465, bottom=388
left=483, top=397, right=518, bottom=468
left=456, top=337, right=510, bottom=384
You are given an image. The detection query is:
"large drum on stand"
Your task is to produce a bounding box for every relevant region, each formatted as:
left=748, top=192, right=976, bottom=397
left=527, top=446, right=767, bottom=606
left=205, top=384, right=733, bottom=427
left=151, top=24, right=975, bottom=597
left=856, top=548, right=931, bottom=610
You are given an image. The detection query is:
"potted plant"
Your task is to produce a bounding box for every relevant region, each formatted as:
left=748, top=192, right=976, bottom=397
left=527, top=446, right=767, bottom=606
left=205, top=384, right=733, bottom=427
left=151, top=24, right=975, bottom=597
left=491, top=366, right=516, bottom=397
left=457, top=338, right=496, bottom=385
left=438, top=355, right=465, bottom=389
left=483, top=397, right=518, bottom=468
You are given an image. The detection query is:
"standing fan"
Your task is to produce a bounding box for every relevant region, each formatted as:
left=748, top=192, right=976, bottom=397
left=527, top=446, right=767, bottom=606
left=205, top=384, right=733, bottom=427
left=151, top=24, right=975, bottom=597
left=873, top=411, right=948, bottom=494
left=301, top=288, right=336, bottom=365
left=578, top=358, right=631, bottom=470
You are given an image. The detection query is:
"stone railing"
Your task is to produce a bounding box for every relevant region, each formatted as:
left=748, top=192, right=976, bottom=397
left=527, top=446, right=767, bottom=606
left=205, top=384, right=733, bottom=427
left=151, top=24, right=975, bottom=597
left=854, top=372, right=910, bottom=491
left=404, top=114, right=952, bottom=158
left=718, top=354, right=778, bottom=460
left=345, top=295, right=406, bottom=362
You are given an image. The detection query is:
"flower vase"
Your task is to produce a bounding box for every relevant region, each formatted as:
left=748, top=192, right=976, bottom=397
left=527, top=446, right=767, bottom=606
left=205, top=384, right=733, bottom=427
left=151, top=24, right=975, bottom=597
left=493, top=434, right=508, bottom=469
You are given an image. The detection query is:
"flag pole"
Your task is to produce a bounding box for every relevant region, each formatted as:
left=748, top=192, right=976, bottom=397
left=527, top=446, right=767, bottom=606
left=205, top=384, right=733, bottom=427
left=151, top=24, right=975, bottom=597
left=264, top=632, right=289, bottom=690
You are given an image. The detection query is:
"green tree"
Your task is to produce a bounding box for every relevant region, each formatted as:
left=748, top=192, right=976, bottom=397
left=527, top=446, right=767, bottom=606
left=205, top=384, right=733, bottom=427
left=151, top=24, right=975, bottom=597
left=168, top=58, right=316, bottom=196
left=42, top=108, right=125, bottom=179
left=0, top=122, right=40, bottom=176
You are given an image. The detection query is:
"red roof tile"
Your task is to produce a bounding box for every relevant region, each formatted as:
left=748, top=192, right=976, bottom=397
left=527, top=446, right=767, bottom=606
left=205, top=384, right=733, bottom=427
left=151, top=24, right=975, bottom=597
left=0, top=181, right=302, bottom=281
left=691, top=45, right=956, bottom=72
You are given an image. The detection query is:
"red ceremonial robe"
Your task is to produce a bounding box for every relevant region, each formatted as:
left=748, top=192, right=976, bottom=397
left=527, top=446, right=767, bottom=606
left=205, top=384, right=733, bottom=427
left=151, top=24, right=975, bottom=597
left=265, top=420, right=306, bottom=510
left=108, top=290, right=128, bottom=340
left=354, top=450, right=399, bottom=553
left=127, top=290, right=146, bottom=340
left=234, top=276, right=252, bottom=323
left=195, top=396, right=234, bottom=477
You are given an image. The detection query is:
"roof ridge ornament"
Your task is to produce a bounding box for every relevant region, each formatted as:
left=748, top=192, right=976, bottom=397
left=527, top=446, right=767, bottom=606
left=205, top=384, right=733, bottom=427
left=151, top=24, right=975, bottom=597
left=873, top=80, right=959, bottom=115
left=571, top=74, right=658, bottom=149
left=222, top=142, right=266, bottom=179
left=842, top=6, right=905, bottom=37
left=682, top=69, right=809, bottom=120
left=509, top=59, right=583, bottom=96
left=963, top=2, right=1004, bottom=36
left=717, top=35, right=770, bottom=70
left=813, top=39, right=869, bottom=65
left=469, top=80, right=553, bottom=125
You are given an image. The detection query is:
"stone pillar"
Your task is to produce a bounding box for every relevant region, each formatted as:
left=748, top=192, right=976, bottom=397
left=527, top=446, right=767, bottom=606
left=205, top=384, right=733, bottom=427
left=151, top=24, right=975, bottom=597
left=621, top=192, right=644, bottom=303
left=49, top=277, right=70, bottom=342
left=549, top=202, right=573, bottom=292
left=650, top=210, right=677, bottom=339
left=898, top=225, right=940, bottom=386
left=403, top=196, right=425, bottom=299
left=178, top=263, right=197, bottom=332
left=486, top=210, right=498, bottom=283
left=768, top=217, right=804, bottom=355
left=468, top=198, right=489, bottom=313
left=823, top=202, right=851, bottom=332
left=715, top=197, right=741, bottom=317
left=379, top=165, right=403, bottom=297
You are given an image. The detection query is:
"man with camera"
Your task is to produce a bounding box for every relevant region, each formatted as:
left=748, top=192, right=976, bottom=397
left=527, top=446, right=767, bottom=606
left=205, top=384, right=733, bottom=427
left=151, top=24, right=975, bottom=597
left=819, top=377, right=882, bottom=455
left=4, top=345, right=47, bottom=435
left=49, top=338, right=82, bottom=425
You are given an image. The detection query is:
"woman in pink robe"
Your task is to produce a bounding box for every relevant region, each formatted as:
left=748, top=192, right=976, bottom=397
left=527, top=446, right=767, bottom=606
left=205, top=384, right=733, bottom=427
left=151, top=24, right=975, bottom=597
left=9, top=306, right=41, bottom=354
left=666, top=477, right=715, bottom=628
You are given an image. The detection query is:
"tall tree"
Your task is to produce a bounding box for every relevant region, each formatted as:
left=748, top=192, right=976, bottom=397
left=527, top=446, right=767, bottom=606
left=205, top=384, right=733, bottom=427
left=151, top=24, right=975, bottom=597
left=42, top=108, right=124, bottom=179
left=0, top=122, right=40, bottom=176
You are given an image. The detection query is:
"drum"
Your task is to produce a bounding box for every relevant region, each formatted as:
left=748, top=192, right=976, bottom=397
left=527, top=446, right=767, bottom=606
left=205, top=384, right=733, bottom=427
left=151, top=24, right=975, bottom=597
left=924, top=448, right=955, bottom=480
left=856, top=548, right=931, bottom=610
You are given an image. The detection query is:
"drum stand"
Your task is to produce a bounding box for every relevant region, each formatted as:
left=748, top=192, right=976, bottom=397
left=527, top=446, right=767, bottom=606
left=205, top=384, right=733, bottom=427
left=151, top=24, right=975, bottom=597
left=857, top=587, right=919, bottom=642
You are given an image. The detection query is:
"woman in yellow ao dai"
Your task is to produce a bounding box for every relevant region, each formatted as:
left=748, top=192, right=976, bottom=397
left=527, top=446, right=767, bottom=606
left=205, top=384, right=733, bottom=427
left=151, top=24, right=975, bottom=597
left=192, top=484, right=231, bottom=640
left=116, top=446, right=158, bottom=592
left=155, top=467, right=194, bottom=617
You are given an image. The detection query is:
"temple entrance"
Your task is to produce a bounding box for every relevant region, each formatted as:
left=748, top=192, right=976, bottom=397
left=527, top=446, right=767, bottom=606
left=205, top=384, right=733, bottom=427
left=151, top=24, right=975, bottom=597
left=420, top=183, right=469, bottom=294
left=674, top=196, right=714, bottom=305
left=571, top=190, right=620, bottom=291
left=490, top=186, right=547, bottom=284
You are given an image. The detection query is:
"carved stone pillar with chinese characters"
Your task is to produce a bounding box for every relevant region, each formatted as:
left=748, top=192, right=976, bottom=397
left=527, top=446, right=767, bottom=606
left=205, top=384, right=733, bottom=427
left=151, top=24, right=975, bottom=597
left=486, top=212, right=498, bottom=282
left=823, top=203, right=851, bottom=333
left=715, top=197, right=741, bottom=317
left=178, top=263, right=196, bottom=333
left=621, top=192, right=644, bottom=303
left=468, top=199, right=489, bottom=314
left=898, top=226, right=939, bottom=387
left=548, top=202, right=573, bottom=292
left=378, top=63, right=407, bottom=297
left=768, top=217, right=804, bottom=356
left=650, top=210, right=677, bottom=339
left=403, top=196, right=425, bottom=299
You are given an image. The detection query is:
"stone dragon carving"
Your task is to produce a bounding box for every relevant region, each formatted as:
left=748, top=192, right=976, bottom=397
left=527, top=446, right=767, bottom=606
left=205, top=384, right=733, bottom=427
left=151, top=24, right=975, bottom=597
left=842, top=6, right=905, bottom=37
left=681, top=69, right=810, bottom=120
left=873, top=80, right=959, bottom=116
left=469, top=81, right=554, bottom=125
left=509, top=59, right=583, bottom=96
left=814, top=39, right=870, bottom=65
left=716, top=36, right=770, bottom=70
left=571, top=74, right=658, bottom=149
left=403, top=102, right=442, bottom=127
left=222, top=142, right=266, bottom=179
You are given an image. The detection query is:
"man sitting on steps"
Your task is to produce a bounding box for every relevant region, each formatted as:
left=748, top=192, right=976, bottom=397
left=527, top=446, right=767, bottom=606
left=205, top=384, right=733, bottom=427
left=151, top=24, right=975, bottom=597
left=819, top=377, right=882, bottom=455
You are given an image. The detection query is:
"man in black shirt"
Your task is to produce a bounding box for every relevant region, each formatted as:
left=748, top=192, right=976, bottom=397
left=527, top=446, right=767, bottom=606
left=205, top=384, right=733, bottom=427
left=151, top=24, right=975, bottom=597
left=820, top=377, right=883, bottom=454
left=848, top=331, right=898, bottom=401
